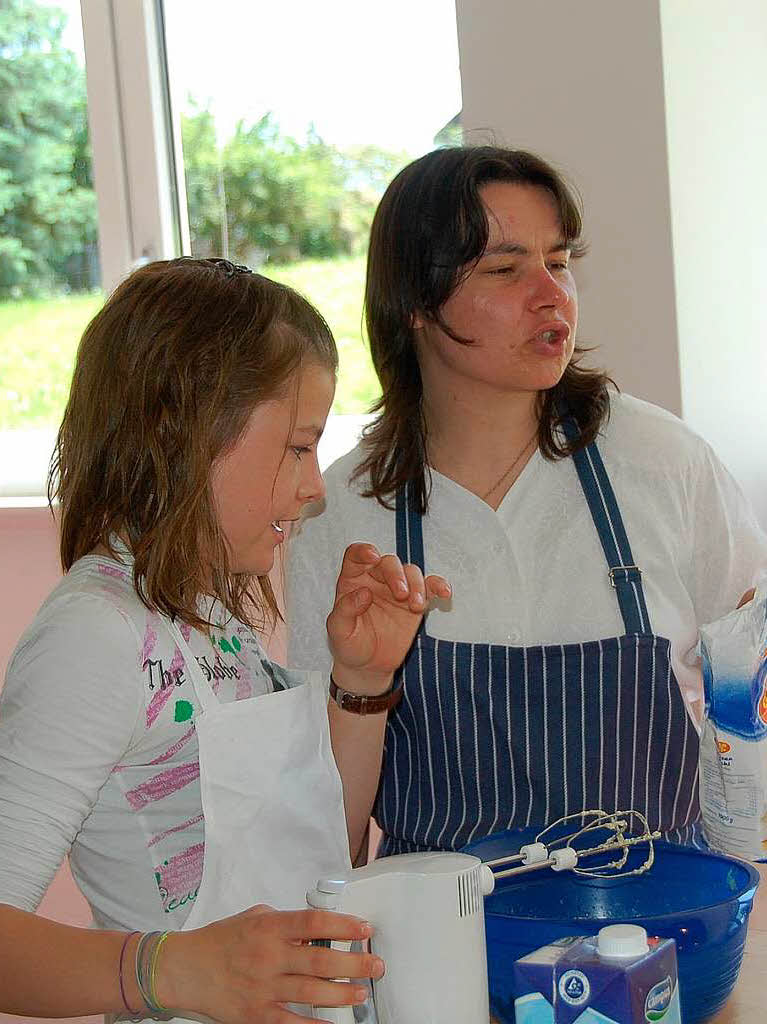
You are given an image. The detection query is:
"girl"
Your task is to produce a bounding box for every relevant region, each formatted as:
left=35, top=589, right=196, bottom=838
left=0, top=257, right=449, bottom=1023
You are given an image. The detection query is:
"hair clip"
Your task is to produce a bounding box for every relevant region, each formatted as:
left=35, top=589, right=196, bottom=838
left=205, top=257, right=253, bottom=277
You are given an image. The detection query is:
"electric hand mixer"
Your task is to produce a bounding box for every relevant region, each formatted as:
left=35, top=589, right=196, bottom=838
left=307, top=810, right=660, bottom=1024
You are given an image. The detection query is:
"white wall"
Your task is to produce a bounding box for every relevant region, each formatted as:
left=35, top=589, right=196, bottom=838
left=661, top=0, right=767, bottom=515
left=456, top=0, right=683, bottom=416
left=455, top=0, right=767, bottom=526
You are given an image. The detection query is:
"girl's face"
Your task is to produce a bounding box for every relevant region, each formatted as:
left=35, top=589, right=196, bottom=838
left=414, top=182, right=578, bottom=401
left=211, top=361, right=335, bottom=575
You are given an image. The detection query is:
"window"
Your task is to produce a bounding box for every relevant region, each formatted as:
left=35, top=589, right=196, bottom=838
left=0, top=0, right=462, bottom=496
left=162, top=0, right=462, bottom=464
left=0, top=0, right=101, bottom=499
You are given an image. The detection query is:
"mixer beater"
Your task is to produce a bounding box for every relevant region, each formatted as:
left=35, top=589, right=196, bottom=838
left=483, top=809, right=661, bottom=880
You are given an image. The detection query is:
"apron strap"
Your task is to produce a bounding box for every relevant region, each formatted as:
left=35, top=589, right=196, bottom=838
left=396, top=412, right=652, bottom=637
left=395, top=479, right=425, bottom=569
left=561, top=413, right=652, bottom=635
left=396, top=480, right=427, bottom=638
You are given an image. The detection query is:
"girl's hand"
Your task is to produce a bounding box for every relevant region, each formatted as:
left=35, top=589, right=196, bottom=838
left=326, top=543, right=451, bottom=691
left=157, top=905, right=385, bottom=1024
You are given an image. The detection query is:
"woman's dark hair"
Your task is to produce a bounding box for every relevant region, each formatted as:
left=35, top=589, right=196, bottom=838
left=49, top=257, right=337, bottom=632
left=355, top=145, right=612, bottom=513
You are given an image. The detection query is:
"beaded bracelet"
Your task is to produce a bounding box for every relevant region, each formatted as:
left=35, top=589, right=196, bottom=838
left=118, top=931, right=142, bottom=1017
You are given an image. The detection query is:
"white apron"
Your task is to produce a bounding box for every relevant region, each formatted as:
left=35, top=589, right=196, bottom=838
left=164, top=618, right=351, bottom=1022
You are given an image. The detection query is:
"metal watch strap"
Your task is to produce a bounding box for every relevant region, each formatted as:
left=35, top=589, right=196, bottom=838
left=329, top=673, right=404, bottom=715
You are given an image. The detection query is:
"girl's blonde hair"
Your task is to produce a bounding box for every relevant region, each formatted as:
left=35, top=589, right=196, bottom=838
left=49, top=257, right=337, bottom=631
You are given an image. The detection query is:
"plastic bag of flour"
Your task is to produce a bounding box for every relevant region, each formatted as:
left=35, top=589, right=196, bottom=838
left=699, top=583, right=767, bottom=861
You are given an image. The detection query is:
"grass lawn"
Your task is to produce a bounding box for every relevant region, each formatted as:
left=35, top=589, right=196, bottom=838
left=0, top=293, right=103, bottom=430
left=263, top=255, right=380, bottom=414
left=0, top=255, right=380, bottom=430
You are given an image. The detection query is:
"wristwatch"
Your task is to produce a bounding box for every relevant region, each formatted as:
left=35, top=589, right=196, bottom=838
left=329, top=673, right=404, bottom=715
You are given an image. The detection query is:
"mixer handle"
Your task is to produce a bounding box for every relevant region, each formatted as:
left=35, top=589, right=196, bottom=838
left=306, top=938, right=357, bottom=1024
left=306, top=885, right=362, bottom=1023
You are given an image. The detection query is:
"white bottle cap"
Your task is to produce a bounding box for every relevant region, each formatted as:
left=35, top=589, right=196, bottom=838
left=597, top=924, right=649, bottom=958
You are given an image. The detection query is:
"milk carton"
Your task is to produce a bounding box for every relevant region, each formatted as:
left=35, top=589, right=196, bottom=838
left=513, top=925, right=680, bottom=1023
left=699, top=583, right=767, bottom=861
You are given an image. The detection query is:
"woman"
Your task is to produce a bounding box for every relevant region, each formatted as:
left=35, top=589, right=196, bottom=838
left=0, top=257, right=449, bottom=1021
left=285, top=146, right=767, bottom=856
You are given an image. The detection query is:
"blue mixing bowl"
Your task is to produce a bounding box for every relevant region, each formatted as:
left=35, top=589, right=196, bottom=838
left=463, top=830, right=760, bottom=1024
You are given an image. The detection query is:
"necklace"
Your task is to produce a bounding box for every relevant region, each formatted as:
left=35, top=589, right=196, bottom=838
left=481, top=430, right=538, bottom=500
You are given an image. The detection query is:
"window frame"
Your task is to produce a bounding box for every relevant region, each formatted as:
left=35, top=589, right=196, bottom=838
left=80, top=0, right=186, bottom=293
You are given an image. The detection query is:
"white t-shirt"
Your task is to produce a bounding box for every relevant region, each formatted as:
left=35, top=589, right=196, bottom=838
left=0, top=552, right=317, bottom=931
left=286, top=393, right=767, bottom=724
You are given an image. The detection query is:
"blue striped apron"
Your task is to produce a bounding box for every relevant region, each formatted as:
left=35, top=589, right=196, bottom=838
left=375, top=422, right=703, bottom=855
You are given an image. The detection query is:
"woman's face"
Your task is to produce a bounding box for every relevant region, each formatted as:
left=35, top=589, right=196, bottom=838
left=211, top=360, right=335, bottom=575
left=414, top=182, right=578, bottom=401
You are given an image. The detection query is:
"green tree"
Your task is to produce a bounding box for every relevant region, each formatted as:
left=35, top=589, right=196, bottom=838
left=179, top=103, right=224, bottom=257
left=336, top=143, right=412, bottom=254
left=218, top=113, right=352, bottom=264
left=0, top=0, right=98, bottom=297
left=179, top=107, right=412, bottom=266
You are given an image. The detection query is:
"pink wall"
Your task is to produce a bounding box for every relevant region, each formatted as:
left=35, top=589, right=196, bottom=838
left=0, top=508, right=297, bottom=1023
left=0, top=510, right=286, bottom=1023
left=0, top=508, right=372, bottom=1023
left=0, top=506, right=62, bottom=681
left=0, top=506, right=96, bottom=1024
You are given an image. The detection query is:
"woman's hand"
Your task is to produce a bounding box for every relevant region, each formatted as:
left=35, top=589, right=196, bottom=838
left=326, top=543, right=451, bottom=692
left=157, top=905, right=385, bottom=1024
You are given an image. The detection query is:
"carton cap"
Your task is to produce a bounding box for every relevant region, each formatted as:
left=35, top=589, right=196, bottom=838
left=597, top=924, right=649, bottom=958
